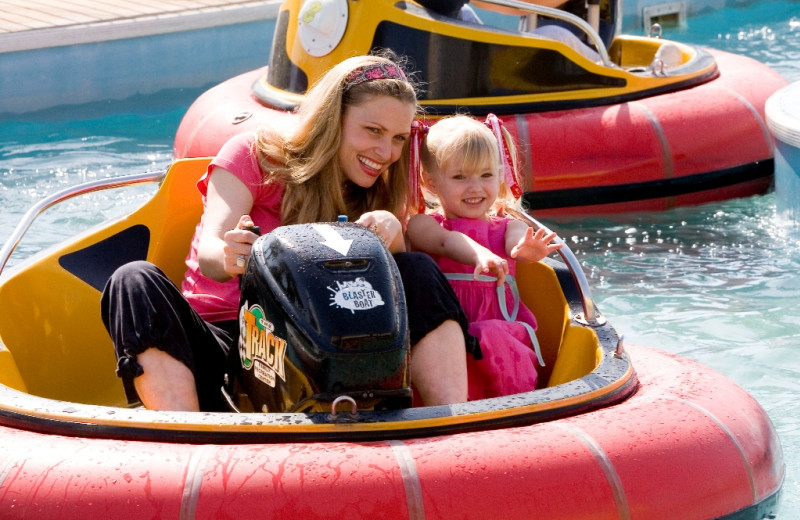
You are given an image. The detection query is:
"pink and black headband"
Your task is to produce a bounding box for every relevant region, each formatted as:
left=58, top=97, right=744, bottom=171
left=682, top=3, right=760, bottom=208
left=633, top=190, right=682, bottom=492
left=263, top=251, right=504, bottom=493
left=345, top=62, right=408, bottom=89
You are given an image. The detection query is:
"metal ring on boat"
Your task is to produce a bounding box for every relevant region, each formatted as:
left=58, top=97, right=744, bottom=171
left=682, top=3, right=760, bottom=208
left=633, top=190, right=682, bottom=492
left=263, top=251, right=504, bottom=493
left=232, top=111, right=253, bottom=125
left=329, top=395, right=358, bottom=421
left=649, top=23, right=663, bottom=38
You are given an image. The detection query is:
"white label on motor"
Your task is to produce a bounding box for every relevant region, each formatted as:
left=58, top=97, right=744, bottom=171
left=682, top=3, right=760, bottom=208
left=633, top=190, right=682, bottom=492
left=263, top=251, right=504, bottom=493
left=328, top=278, right=385, bottom=313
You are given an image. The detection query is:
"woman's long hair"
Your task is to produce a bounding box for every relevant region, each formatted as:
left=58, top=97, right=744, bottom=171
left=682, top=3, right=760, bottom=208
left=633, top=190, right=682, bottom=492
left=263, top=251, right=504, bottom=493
left=255, top=53, right=420, bottom=224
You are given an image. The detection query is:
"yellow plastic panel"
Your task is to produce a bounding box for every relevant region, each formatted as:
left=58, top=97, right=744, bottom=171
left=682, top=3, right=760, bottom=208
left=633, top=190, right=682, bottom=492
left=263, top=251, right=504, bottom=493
left=547, top=326, right=602, bottom=387
left=0, top=158, right=209, bottom=405
left=0, top=345, right=26, bottom=392
left=515, top=261, right=570, bottom=386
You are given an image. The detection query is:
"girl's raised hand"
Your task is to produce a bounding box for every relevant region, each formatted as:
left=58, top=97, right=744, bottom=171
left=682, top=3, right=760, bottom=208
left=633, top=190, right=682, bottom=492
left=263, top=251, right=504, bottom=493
left=510, top=227, right=563, bottom=263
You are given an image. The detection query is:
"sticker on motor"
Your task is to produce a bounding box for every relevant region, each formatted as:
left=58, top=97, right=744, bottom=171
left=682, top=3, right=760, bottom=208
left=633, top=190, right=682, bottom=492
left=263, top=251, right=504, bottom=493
left=239, top=302, right=286, bottom=387
left=328, top=278, right=385, bottom=313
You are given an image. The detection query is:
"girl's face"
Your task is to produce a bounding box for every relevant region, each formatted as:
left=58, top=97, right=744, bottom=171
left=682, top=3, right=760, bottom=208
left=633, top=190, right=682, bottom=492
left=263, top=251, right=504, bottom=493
left=338, top=95, right=416, bottom=188
left=427, top=153, right=499, bottom=220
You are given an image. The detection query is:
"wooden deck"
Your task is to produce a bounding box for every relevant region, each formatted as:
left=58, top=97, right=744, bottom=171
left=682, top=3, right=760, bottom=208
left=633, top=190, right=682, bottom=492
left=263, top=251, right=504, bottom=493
left=0, top=0, right=280, bottom=53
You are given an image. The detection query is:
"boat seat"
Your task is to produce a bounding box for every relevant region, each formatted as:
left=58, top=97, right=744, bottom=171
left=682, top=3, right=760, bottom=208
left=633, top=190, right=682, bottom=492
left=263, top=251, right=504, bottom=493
left=470, top=0, right=618, bottom=48
left=373, top=6, right=622, bottom=103
left=0, top=158, right=209, bottom=406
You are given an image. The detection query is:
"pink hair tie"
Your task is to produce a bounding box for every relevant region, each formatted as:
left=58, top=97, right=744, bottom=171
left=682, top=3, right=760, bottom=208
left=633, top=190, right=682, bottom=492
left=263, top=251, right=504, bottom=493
left=409, top=120, right=429, bottom=214
left=484, top=113, right=522, bottom=199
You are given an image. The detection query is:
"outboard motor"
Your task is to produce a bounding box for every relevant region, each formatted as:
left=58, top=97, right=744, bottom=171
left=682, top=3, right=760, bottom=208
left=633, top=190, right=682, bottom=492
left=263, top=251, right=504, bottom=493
left=223, top=222, right=411, bottom=413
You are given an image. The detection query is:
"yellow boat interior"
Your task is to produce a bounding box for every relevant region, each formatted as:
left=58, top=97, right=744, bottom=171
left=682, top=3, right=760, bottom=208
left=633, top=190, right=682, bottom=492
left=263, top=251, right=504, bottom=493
left=0, top=158, right=636, bottom=441
left=255, top=0, right=718, bottom=115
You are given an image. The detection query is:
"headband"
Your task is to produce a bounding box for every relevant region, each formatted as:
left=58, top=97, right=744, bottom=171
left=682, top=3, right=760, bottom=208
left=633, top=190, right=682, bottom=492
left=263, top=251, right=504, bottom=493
left=409, top=120, right=429, bottom=214
left=345, top=62, right=408, bottom=89
left=484, top=113, right=523, bottom=199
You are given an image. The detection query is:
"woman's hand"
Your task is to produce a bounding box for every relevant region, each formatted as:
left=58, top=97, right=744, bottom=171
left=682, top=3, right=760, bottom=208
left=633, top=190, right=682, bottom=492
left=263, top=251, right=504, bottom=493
left=356, top=210, right=406, bottom=253
left=222, top=215, right=261, bottom=277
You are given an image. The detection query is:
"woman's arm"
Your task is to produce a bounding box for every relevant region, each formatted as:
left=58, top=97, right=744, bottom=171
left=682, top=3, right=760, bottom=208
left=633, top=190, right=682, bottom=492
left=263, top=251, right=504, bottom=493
left=505, top=219, right=563, bottom=263
left=408, top=214, right=509, bottom=285
left=197, top=167, right=258, bottom=282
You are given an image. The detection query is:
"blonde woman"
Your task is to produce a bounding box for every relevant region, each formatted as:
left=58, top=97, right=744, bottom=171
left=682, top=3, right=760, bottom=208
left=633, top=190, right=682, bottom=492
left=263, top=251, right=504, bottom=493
left=102, top=54, right=476, bottom=411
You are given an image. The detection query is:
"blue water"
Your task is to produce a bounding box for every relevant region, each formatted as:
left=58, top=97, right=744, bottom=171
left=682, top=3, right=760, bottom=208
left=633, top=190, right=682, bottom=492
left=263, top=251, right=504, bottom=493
left=1, top=1, right=799, bottom=516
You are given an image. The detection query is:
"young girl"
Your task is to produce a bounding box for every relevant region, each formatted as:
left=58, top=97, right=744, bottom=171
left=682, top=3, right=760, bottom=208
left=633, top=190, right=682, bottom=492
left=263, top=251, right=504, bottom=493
left=407, top=114, right=563, bottom=400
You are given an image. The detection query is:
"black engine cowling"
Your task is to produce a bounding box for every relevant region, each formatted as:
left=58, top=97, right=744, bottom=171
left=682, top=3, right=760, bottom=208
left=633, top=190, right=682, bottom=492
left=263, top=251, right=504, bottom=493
left=225, top=222, right=411, bottom=413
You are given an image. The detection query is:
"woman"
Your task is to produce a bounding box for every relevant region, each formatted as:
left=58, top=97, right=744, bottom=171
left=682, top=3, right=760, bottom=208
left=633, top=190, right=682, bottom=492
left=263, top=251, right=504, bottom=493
left=101, top=54, right=476, bottom=412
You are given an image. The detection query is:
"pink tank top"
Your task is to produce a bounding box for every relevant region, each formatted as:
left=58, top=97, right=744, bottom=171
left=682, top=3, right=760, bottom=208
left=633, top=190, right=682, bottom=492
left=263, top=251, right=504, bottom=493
left=181, top=132, right=285, bottom=322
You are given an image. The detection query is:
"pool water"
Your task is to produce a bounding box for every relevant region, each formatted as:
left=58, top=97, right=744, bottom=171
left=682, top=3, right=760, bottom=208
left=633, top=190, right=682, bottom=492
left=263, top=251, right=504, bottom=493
left=1, top=1, right=800, bottom=516
left=554, top=3, right=800, bottom=515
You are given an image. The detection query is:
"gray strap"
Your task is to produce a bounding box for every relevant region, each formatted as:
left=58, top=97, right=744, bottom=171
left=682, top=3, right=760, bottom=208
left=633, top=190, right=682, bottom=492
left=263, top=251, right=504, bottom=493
left=444, top=273, right=545, bottom=366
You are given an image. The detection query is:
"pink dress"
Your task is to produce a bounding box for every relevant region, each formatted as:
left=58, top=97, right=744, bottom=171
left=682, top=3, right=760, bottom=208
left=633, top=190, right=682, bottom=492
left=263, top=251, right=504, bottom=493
left=431, top=214, right=543, bottom=400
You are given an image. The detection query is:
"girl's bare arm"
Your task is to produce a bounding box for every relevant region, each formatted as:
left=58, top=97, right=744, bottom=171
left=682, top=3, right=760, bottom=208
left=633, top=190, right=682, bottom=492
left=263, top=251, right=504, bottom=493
left=408, top=214, right=509, bottom=284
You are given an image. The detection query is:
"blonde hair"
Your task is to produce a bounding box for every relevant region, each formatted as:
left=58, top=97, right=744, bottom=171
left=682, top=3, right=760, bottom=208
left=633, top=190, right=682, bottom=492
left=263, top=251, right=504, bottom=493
left=421, top=115, right=521, bottom=214
left=254, top=53, right=420, bottom=224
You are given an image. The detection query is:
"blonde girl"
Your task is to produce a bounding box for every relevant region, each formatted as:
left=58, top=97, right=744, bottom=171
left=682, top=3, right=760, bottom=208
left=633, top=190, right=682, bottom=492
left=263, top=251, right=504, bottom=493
left=407, top=114, right=562, bottom=399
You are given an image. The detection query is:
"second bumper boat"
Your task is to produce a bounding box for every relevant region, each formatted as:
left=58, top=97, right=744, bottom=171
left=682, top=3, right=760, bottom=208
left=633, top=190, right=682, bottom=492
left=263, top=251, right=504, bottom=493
left=174, top=0, right=788, bottom=215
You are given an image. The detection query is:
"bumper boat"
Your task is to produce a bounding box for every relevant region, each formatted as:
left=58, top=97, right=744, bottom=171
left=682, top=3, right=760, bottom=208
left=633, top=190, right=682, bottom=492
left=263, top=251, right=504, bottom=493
left=0, top=157, right=784, bottom=518
left=173, top=0, right=788, bottom=215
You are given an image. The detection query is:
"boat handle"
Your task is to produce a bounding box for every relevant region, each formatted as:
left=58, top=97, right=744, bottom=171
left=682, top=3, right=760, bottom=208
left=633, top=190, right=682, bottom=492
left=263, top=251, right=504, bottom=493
left=473, top=0, right=613, bottom=67
left=649, top=22, right=663, bottom=39
left=329, top=395, right=359, bottom=421
left=614, top=334, right=625, bottom=358
left=510, top=209, right=603, bottom=326
left=0, top=171, right=164, bottom=277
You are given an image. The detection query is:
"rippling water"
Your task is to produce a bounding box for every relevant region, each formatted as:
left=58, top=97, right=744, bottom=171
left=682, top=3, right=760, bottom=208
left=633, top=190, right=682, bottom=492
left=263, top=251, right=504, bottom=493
left=0, top=100, right=184, bottom=257
left=1, top=1, right=799, bottom=516
left=551, top=3, right=800, bottom=513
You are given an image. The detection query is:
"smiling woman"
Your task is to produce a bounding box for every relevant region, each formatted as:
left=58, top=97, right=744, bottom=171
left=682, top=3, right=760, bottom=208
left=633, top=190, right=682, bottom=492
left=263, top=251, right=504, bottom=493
left=337, top=96, right=417, bottom=188
left=100, top=52, right=479, bottom=413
